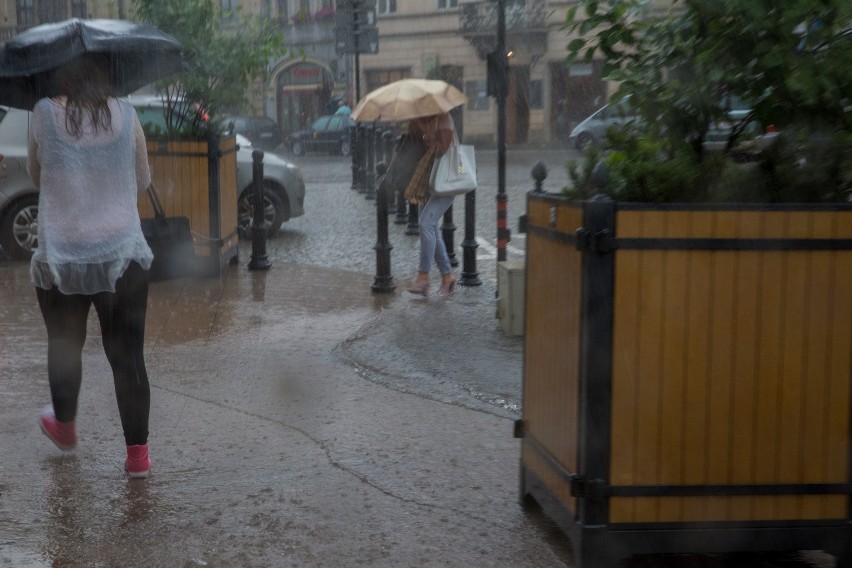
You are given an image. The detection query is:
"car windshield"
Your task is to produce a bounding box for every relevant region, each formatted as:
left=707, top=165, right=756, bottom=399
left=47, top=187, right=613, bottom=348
left=311, top=116, right=332, bottom=131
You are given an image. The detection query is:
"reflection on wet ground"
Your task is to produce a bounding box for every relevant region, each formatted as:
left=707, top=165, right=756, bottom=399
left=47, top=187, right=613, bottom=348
left=0, top=253, right=569, bottom=567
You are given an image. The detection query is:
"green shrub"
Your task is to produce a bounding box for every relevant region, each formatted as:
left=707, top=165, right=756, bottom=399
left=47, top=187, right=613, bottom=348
left=562, top=0, right=852, bottom=203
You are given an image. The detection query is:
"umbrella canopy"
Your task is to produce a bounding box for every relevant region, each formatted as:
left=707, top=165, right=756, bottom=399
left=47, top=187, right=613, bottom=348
left=0, top=18, right=184, bottom=110
left=351, top=79, right=468, bottom=123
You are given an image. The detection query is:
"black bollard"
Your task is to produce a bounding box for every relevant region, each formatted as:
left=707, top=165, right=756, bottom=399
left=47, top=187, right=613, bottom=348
left=380, top=131, right=394, bottom=211
left=372, top=163, right=395, bottom=293
left=357, top=124, right=368, bottom=194
left=532, top=160, right=547, bottom=192
left=405, top=202, right=420, bottom=236
left=374, top=126, right=385, bottom=165
left=350, top=123, right=359, bottom=191
left=383, top=130, right=394, bottom=164
left=395, top=193, right=408, bottom=224
left=393, top=135, right=408, bottom=224
left=441, top=205, right=458, bottom=267
left=460, top=189, right=481, bottom=286
left=248, top=149, right=271, bottom=271
left=365, top=125, right=377, bottom=200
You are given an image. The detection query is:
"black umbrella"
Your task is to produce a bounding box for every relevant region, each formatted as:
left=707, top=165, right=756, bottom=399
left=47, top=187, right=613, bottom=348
left=0, top=18, right=184, bottom=110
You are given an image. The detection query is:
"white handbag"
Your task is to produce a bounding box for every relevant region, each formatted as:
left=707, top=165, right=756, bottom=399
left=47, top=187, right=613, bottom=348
left=429, top=132, right=477, bottom=196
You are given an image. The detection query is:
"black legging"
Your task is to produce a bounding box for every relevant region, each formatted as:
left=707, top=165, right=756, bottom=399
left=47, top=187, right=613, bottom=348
left=36, top=261, right=150, bottom=446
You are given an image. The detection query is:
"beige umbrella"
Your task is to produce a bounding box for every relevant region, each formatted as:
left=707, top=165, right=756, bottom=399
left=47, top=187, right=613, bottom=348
left=351, top=78, right=468, bottom=123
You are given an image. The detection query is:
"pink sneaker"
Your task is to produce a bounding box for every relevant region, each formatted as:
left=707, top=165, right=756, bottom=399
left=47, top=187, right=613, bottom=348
left=125, top=445, right=151, bottom=479
left=39, top=405, right=77, bottom=451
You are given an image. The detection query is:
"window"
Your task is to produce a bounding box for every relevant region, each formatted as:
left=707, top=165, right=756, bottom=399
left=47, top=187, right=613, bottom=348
left=16, top=0, right=35, bottom=27
left=134, top=107, right=168, bottom=131
left=277, top=0, right=288, bottom=21
left=377, top=0, right=396, bottom=15
left=365, top=68, right=410, bottom=95
left=529, top=80, right=543, bottom=109
left=438, top=0, right=458, bottom=9
left=465, top=80, right=489, bottom=111
left=312, top=116, right=332, bottom=131
left=221, top=0, right=239, bottom=13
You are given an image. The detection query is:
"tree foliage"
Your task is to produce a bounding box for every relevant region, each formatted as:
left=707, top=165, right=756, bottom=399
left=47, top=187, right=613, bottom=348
left=131, top=0, right=285, bottom=136
left=563, top=0, right=852, bottom=202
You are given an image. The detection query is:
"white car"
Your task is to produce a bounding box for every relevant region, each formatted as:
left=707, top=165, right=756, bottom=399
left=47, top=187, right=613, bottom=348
left=0, top=101, right=305, bottom=259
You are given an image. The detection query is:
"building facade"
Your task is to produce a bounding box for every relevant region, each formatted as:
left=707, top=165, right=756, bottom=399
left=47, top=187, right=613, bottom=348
left=0, top=0, right=647, bottom=145
left=265, top=0, right=610, bottom=145
left=0, top=0, right=134, bottom=42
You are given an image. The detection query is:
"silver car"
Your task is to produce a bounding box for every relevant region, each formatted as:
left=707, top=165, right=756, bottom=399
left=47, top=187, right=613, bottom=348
left=0, top=102, right=305, bottom=259
left=569, top=95, right=758, bottom=151
left=568, top=98, right=636, bottom=151
left=0, top=106, right=37, bottom=259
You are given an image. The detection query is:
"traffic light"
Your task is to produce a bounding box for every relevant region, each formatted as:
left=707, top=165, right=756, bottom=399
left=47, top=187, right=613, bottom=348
left=486, top=49, right=508, bottom=98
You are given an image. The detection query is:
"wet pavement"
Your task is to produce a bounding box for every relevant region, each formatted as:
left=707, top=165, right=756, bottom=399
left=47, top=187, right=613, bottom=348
left=0, top=254, right=570, bottom=567
left=0, top=146, right=839, bottom=567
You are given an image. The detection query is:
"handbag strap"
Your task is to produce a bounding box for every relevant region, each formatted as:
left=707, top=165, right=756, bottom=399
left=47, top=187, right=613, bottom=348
left=146, top=182, right=167, bottom=220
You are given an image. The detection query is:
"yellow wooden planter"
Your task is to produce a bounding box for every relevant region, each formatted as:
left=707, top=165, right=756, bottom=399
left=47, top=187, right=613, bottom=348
left=138, top=135, right=239, bottom=277
left=519, top=192, right=852, bottom=567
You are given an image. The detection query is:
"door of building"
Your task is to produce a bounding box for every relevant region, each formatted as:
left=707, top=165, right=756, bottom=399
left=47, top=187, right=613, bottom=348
left=506, top=65, right=530, bottom=144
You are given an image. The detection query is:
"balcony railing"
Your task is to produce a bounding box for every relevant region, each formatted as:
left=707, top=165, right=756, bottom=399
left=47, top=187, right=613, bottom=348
left=459, top=0, right=548, bottom=35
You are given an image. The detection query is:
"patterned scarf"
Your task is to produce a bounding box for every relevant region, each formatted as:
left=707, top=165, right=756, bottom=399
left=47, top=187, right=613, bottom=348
left=403, top=148, right=436, bottom=205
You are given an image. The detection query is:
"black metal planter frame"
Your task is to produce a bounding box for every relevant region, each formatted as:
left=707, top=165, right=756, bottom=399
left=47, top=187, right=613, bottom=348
left=518, top=194, right=852, bottom=568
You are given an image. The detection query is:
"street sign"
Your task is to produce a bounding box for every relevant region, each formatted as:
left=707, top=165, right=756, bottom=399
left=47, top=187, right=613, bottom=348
left=335, top=0, right=379, bottom=55
left=356, top=28, right=379, bottom=54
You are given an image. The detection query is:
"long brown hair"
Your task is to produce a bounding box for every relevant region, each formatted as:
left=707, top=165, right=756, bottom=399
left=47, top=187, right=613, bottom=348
left=51, top=54, right=113, bottom=137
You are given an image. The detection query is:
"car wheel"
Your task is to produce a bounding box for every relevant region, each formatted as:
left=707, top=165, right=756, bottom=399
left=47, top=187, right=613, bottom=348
left=238, top=183, right=285, bottom=239
left=0, top=195, right=39, bottom=260
left=339, top=139, right=352, bottom=156
left=576, top=132, right=595, bottom=151
left=291, top=140, right=304, bottom=156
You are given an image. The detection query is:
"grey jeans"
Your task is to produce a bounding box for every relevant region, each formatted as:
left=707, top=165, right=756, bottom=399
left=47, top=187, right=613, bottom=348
left=417, top=194, right=454, bottom=274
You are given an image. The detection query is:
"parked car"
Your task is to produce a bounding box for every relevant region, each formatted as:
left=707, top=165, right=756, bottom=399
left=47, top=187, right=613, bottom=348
left=568, top=97, right=636, bottom=151
left=285, top=114, right=354, bottom=156
left=569, top=95, right=760, bottom=152
left=218, top=114, right=283, bottom=150
left=0, top=106, right=37, bottom=259
left=0, top=99, right=305, bottom=259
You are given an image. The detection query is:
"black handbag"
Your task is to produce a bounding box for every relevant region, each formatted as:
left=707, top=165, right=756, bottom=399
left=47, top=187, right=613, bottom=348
left=140, top=183, right=196, bottom=281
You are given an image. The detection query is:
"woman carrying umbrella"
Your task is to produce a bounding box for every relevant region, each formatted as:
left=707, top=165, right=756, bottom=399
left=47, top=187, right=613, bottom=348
left=352, top=79, right=469, bottom=297
left=404, top=112, right=458, bottom=296
left=29, top=53, right=155, bottom=478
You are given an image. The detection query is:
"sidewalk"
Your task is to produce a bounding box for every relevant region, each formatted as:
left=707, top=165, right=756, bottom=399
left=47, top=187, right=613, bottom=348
left=0, top=248, right=570, bottom=568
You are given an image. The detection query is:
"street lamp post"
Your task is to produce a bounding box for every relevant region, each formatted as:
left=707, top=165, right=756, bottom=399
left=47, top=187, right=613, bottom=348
left=495, top=0, right=509, bottom=264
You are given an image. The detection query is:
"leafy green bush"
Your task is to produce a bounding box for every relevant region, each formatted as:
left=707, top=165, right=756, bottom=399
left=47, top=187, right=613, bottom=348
left=132, top=0, right=285, bottom=139
left=562, top=0, right=852, bottom=203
